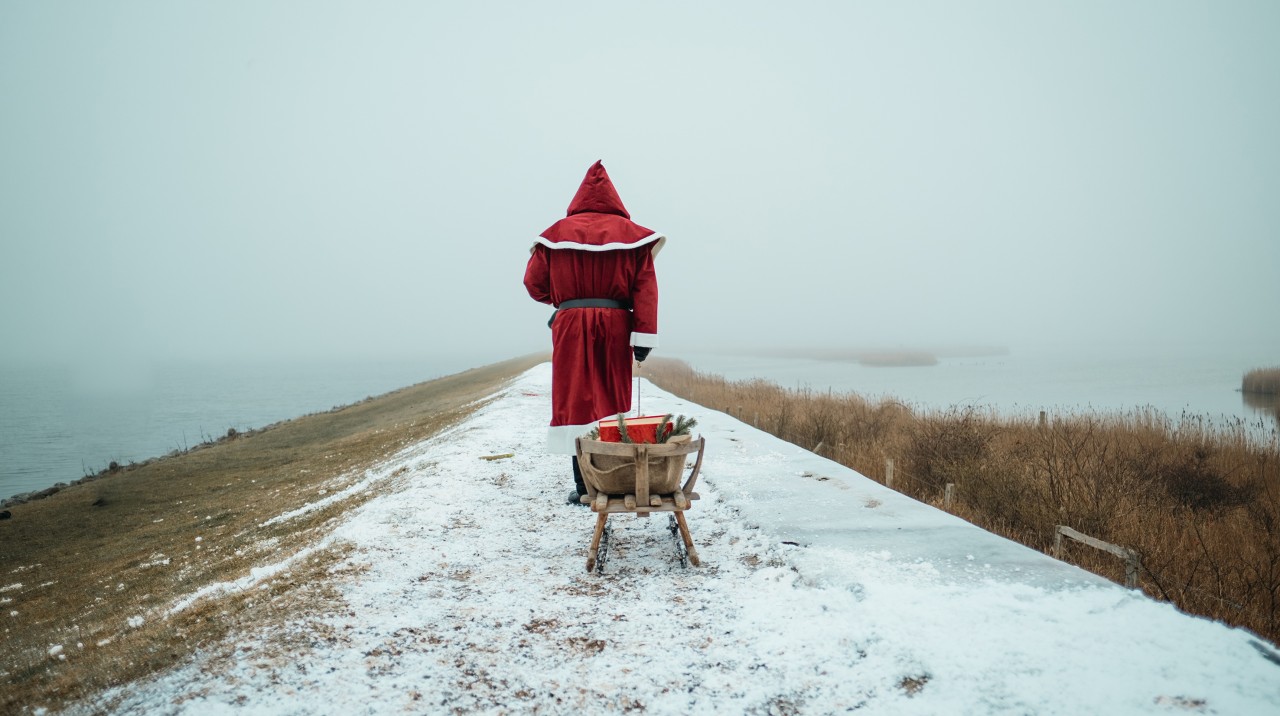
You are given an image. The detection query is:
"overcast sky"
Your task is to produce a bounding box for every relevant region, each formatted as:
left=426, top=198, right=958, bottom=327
left=2, top=1, right=1278, bottom=368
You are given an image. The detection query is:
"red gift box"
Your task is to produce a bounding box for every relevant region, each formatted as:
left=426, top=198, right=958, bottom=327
left=597, top=415, right=673, bottom=444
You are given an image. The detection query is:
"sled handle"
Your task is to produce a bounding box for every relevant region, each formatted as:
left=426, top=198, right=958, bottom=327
left=681, top=437, right=706, bottom=496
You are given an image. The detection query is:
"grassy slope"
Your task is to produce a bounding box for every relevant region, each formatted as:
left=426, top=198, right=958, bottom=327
left=0, top=354, right=545, bottom=714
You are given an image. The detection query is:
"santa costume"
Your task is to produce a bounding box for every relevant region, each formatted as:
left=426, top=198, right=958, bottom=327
left=524, top=161, right=664, bottom=492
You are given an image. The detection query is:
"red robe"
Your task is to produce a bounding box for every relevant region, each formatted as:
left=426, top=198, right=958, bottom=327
left=524, top=161, right=664, bottom=454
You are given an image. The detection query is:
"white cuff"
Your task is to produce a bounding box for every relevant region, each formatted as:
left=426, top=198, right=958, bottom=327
left=547, top=423, right=596, bottom=455
left=631, top=332, right=659, bottom=348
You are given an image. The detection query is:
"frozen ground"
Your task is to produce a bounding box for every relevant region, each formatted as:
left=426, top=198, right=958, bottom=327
left=73, top=363, right=1280, bottom=714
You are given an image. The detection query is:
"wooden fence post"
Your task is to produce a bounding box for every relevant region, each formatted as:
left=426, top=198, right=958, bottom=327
left=1055, top=525, right=1141, bottom=588
left=1124, top=554, right=1142, bottom=588
left=944, top=483, right=955, bottom=508
left=885, top=459, right=895, bottom=489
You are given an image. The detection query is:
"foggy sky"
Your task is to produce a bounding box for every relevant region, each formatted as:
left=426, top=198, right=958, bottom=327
left=2, top=1, right=1278, bottom=369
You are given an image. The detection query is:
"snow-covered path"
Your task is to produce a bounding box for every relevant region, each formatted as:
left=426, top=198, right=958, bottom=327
left=84, top=364, right=1280, bottom=714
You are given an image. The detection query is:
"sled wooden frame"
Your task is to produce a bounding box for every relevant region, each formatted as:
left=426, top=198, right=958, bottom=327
left=576, top=436, right=706, bottom=573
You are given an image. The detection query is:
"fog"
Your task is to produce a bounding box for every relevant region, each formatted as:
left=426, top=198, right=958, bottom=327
left=3, top=1, right=1278, bottom=373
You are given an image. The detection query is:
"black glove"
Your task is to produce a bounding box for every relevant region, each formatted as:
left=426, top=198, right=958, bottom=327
left=633, top=346, right=651, bottom=362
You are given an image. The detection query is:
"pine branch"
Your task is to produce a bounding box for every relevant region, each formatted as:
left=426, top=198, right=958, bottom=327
left=616, top=413, right=634, bottom=444
left=672, top=414, right=698, bottom=437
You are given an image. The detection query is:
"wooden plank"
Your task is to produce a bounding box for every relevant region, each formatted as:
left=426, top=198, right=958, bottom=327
left=593, top=492, right=609, bottom=512
left=649, top=495, right=662, bottom=507
left=591, top=492, right=698, bottom=505
left=672, top=490, right=689, bottom=510
left=624, top=494, right=637, bottom=510
left=1057, top=525, right=1133, bottom=560
left=1056, top=525, right=1141, bottom=588
left=597, top=497, right=674, bottom=514
left=578, top=438, right=701, bottom=458
left=634, top=444, right=649, bottom=510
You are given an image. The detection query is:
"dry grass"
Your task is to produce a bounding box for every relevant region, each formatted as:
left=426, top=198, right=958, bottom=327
left=1244, top=367, right=1280, bottom=395
left=642, top=357, right=1280, bottom=643
left=0, top=354, right=545, bottom=714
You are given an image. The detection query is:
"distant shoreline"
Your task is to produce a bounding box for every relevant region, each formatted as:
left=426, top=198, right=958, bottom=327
left=750, top=345, right=1009, bottom=368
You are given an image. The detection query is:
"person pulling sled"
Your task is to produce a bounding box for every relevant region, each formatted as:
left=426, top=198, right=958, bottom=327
left=523, top=161, right=665, bottom=504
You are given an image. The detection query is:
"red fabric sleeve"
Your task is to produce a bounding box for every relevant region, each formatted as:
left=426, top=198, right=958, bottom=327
left=523, top=247, right=552, bottom=305
left=630, top=247, right=658, bottom=343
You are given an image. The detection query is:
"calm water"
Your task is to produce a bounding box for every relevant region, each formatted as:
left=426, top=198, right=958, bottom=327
left=5, top=348, right=1277, bottom=500
left=0, top=356, right=487, bottom=499
left=672, top=347, right=1280, bottom=442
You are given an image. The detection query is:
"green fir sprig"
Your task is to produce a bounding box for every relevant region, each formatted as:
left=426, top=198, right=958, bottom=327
left=584, top=413, right=698, bottom=443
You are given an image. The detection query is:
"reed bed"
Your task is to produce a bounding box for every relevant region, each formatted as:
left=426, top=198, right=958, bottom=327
left=642, top=358, right=1280, bottom=644
left=1243, top=367, right=1280, bottom=395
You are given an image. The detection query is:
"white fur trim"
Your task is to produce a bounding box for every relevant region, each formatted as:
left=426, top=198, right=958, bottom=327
left=531, top=233, right=666, bottom=256
left=547, top=423, right=597, bottom=455
left=631, top=332, right=659, bottom=348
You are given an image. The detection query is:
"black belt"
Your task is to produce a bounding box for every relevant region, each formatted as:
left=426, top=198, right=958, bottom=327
left=548, top=298, right=631, bottom=327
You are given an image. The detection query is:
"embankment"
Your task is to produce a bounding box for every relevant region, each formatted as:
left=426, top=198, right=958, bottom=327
left=0, top=354, right=545, bottom=713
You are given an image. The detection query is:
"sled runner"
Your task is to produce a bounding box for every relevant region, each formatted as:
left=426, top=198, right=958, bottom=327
left=575, top=436, right=706, bottom=572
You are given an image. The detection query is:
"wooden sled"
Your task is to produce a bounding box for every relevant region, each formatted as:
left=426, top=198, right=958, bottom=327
left=576, top=436, right=706, bottom=573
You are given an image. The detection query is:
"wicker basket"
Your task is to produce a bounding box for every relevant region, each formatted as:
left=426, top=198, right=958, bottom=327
left=577, top=434, right=691, bottom=495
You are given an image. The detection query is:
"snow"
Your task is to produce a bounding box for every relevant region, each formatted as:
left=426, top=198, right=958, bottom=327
left=75, top=363, right=1280, bottom=714
left=259, top=462, right=388, bottom=528
left=138, top=554, right=171, bottom=569
left=166, top=544, right=323, bottom=616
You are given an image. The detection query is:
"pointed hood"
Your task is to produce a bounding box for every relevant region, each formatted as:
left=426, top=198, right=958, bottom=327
left=534, top=161, right=665, bottom=255
left=566, top=161, right=630, bottom=218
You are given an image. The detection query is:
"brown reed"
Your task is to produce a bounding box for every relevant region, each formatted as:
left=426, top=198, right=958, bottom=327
left=1243, top=367, right=1280, bottom=395
left=642, top=357, right=1280, bottom=644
